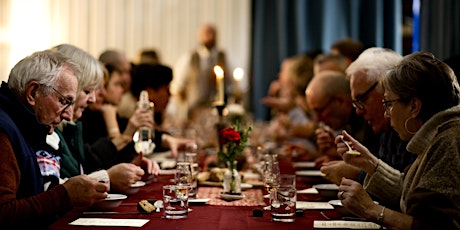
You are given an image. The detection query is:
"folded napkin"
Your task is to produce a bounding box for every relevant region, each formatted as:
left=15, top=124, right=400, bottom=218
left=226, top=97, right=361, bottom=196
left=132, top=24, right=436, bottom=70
left=313, top=220, right=382, bottom=229
left=70, top=218, right=149, bottom=227
left=296, top=201, right=333, bottom=209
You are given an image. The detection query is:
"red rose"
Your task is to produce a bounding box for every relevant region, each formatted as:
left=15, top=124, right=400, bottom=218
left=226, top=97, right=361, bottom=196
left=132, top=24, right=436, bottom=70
left=219, top=128, right=241, bottom=145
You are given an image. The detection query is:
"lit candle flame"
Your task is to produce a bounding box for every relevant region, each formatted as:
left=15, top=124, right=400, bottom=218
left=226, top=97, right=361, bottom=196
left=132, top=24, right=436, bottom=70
left=214, top=65, right=224, bottom=79
left=233, top=68, right=244, bottom=81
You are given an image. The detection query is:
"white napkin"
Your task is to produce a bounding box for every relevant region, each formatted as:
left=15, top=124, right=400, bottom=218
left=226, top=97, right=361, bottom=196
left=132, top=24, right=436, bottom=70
left=296, top=201, right=333, bottom=209
left=313, top=220, right=382, bottom=229
left=70, top=218, right=149, bottom=227
left=297, top=187, right=319, bottom=194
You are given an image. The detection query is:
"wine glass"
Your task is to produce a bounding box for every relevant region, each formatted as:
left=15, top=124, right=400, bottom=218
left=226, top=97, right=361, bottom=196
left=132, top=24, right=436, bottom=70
left=263, top=160, right=280, bottom=210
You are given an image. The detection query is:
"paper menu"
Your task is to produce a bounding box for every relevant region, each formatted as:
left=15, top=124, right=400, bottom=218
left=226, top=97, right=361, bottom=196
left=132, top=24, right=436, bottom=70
left=70, top=218, right=149, bottom=227
left=314, top=220, right=382, bottom=229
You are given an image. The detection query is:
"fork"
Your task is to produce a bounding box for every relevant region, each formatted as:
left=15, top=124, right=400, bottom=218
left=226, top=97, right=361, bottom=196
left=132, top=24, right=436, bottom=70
left=340, top=136, right=361, bottom=155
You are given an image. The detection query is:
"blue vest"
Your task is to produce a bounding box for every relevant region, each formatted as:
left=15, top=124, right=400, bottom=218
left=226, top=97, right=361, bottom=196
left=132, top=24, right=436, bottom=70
left=0, top=82, right=49, bottom=197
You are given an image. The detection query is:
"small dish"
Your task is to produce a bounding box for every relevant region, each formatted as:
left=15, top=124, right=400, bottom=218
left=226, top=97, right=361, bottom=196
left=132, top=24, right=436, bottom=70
left=292, top=161, right=316, bottom=169
left=313, top=184, right=339, bottom=200
left=329, top=199, right=379, bottom=217
left=188, top=198, right=211, bottom=204
left=295, top=170, right=326, bottom=177
left=124, top=181, right=146, bottom=195
left=219, top=192, right=245, bottom=201
left=328, top=199, right=353, bottom=216
left=241, top=183, right=253, bottom=189
left=91, top=194, right=127, bottom=210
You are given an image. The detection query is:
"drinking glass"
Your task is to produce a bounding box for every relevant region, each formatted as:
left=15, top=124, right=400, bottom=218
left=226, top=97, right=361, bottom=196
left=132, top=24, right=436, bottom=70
left=163, top=185, right=189, bottom=219
left=263, top=160, right=280, bottom=210
left=175, top=162, right=192, bottom=185
left=185, top=153, right=199, bottom=198
left=270, top=184, right=296, bottom=222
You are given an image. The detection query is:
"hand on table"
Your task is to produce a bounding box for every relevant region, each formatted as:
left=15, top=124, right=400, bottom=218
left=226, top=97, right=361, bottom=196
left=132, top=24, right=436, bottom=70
left=338, top=177, right=380, bottom=219
left=63, top=175, right=109, bottom=207
left=320, top=160, right=361, bottom=185
left=107, top=163, right=145, bottom=193
left=131, top=152, right=161, bottom=176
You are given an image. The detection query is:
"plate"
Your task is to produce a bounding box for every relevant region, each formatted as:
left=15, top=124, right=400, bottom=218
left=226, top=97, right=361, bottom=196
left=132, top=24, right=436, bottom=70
left=241, top=183, right=253, bottom=189
left=105, top=194, right=128, bottom=201
left=188, top=198, right=211, bottom=204
left=91, top=194, right=127, bottom=210
left=313, top=184, right=339, bottom=190
left=219, top=192, right=245, bottom=201
left=293, top=161, right=316, bottom=168
left=124, top=181, right=146, bottom=195
left=295, top=170, right=326, bottom=177
left=131, top=181, right=146, bottom=187
left=328, top=200, right=342, bottom=206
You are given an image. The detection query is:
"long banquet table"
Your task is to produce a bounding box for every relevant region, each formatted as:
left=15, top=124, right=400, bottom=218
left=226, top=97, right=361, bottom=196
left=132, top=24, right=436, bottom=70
left=48, top=155, right=353, bottom=230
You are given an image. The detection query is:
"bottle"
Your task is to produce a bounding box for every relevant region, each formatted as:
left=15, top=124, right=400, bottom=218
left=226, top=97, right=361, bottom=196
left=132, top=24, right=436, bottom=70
left=134, top=90, right=155, bottom=155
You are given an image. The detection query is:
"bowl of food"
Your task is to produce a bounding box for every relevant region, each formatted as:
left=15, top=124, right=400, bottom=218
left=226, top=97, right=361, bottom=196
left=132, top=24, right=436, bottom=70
left=124, top=181, right=146, bottom=195
left=91, top=194, right=127, bottom=210
left=313, top=184, right=339, bottom=200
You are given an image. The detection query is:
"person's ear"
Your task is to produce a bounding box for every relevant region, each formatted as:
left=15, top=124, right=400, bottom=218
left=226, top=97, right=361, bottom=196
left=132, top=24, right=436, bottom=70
left=410, top=97, right=422, bottom=116
left=25, top=81, right=41, bottom=106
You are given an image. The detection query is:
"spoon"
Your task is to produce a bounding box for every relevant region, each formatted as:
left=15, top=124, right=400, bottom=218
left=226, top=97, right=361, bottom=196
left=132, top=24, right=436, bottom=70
left=340, top=136, right=361, bottom=155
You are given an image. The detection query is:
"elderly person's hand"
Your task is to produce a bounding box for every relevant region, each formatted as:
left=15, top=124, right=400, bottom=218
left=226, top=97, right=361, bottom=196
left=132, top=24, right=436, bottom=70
left=338, top=177, right=382, bottom=219
left=320, top=160, right=361, bottom=185
left=335, top=130, right=379, bottom=175
left=161, top=134, right=197, bottom=158
left=63, top=175, right=109, bottom=207
left=315, top=127, right=339, bottom=158
left=131, top=152, right=161, bottom=176
left=107, top=163, right=144, bottom=193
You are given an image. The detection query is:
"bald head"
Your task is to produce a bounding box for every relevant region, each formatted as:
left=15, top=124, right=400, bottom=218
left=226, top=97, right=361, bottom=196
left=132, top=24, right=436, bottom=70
left=306, top=70, right=352, bottom=129
left=197, top=23, right=217, bottom=50
left=306, top=70, right=350, bottom=102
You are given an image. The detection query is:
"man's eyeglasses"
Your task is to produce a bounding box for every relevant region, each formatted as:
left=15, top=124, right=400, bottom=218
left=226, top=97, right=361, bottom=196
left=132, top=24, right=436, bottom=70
left=41, top=84, right=75, bottom=112
left=352, top=82, right=378, bottom=110
left=382, top=98, right=401, bottom=114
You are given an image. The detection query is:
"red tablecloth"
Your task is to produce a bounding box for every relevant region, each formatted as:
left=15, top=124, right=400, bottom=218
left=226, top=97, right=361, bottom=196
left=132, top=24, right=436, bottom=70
left=48, top=157, right=344, bottom=230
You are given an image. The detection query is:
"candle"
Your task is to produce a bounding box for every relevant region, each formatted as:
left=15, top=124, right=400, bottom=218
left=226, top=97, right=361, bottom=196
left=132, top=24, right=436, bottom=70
left=214, top=65, right=225, bottom=105
left=233, top=67, right=244, bottom=98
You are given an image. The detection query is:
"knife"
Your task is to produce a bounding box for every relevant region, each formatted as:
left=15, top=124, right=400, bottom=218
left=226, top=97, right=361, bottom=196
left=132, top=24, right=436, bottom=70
left=82, top=211, right=144, bottom=215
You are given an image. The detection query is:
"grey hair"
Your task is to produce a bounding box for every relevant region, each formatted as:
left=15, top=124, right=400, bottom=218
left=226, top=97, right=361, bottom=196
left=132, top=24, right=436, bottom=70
left=52, top=44, right=103, bottom=91
left=381, top=52, right=460, bottom=122
left=346, top=47, right=402, bottom=83
left=8, top=49, right=81, bottom=97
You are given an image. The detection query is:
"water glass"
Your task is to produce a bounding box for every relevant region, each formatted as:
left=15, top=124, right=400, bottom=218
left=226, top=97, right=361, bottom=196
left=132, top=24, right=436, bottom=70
left=163, top=185, right=189, bottom=219
left=279, top=174, right=296, bottom=188
left=271, top=184, right=296, bottom=222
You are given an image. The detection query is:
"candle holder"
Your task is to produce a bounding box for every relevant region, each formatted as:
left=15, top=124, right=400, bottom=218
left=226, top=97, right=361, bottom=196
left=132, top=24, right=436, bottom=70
left=213, top=101, right=227, bottom=157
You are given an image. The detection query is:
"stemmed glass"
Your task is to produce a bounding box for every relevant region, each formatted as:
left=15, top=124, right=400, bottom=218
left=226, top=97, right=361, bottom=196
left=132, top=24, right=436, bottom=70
left=263, top=159, right=280, bottom=210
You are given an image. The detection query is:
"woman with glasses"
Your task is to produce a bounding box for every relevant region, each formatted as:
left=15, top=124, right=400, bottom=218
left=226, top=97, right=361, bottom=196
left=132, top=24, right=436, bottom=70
left=335, top=52, right=460, bottom=229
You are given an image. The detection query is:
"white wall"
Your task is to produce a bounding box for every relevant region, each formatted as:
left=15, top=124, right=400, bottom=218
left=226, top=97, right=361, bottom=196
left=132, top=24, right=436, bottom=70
left=0, top=0, right=251, bottom=90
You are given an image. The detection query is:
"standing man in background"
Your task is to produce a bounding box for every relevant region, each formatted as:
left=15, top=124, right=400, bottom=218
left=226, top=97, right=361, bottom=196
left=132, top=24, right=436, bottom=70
left=168, top=23, right=231, bottom=125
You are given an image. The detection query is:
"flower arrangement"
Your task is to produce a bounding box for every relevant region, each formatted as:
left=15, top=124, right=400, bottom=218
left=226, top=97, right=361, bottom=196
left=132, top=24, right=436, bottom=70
left=218, top=122, right=252, bottom=171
